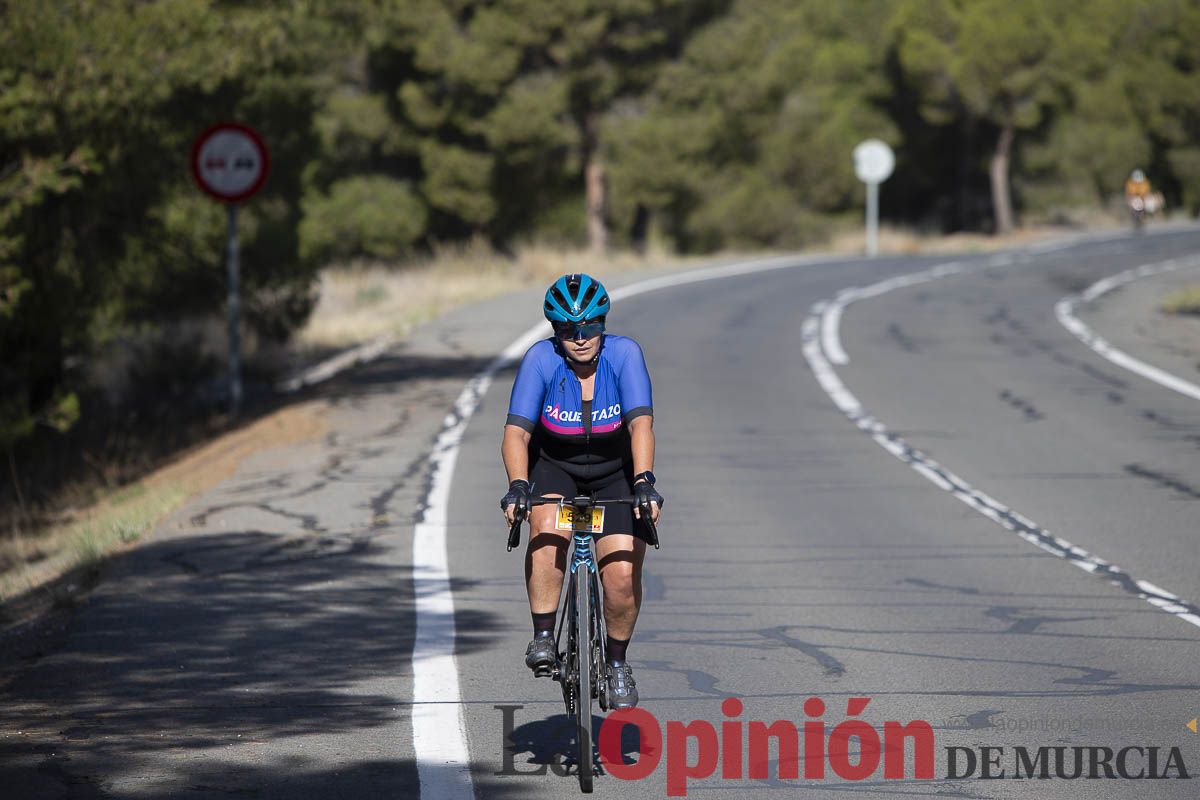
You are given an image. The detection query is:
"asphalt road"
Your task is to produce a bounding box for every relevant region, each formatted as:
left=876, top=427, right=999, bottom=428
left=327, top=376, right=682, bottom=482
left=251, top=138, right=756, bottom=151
left=4, top=228, right=1200, bottom=799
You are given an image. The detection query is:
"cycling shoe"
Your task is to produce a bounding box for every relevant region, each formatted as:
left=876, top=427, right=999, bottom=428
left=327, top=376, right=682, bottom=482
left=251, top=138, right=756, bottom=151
left=606, top=663, right=638, bottom=709
left=525, top=636, right=556, bottom=676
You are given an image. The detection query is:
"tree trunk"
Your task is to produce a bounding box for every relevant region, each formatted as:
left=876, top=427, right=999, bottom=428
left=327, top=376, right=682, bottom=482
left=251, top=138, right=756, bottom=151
left=583, top=112, right=608, bottom=254
left=989, top=120, right=1015, bottom=235
left=630, top=203, right=649, bottom=255
left=958, top=116, right=975, bottom=231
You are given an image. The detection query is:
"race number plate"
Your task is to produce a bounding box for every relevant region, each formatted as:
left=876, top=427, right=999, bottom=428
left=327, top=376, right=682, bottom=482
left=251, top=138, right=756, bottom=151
left=556, top=504, right=604, bottom=533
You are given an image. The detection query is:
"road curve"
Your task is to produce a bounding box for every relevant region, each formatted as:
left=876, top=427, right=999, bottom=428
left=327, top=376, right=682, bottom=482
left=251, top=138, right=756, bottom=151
left=4, top=229, right=1200, bottom=799
left=449, top=228, right=1200, bottom=798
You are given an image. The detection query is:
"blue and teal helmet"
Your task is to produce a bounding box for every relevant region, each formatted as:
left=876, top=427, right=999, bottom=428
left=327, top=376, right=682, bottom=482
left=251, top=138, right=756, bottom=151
left=543, top=273, right=610, bottom=323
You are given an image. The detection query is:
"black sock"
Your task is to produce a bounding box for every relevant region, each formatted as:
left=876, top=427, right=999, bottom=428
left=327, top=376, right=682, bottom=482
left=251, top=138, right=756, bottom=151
left=606, top=635, right=630, bottom=664
left=532, top=611, right=556, bottom=638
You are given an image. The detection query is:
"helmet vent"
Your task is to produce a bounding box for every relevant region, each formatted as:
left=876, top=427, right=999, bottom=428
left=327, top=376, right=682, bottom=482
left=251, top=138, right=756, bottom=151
left=549, top=286, right=570, bottom=312
left=579, top=283, right=598, bottom=310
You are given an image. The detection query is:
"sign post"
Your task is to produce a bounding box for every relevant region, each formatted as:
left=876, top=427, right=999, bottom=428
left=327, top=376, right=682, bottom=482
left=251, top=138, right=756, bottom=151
left=225, top=204, right=241, bottom=415
left=852, top=139, right=895, bottom=258
left=191, top=123, right=269, bottom=417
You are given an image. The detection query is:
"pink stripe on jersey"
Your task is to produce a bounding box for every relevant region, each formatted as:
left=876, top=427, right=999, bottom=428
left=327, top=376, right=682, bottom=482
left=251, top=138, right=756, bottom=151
left=541, top=415, right=583, bottom=435
left=541, top=415, right=624, bottom=435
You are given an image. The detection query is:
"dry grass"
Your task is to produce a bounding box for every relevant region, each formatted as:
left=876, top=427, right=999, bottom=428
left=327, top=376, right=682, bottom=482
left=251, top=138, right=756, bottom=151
left=1, top=484, right=186, bottom=607
left=1162, top=286, right=1200, bottom=316
left=826, top=221, right=1121, bottom=256
left=297, top=240, right=689, bottom=350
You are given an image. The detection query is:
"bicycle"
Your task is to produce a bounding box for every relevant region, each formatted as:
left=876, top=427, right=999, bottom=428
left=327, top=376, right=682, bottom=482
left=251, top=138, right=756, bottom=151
left=507, top=493, right=659, bottom=793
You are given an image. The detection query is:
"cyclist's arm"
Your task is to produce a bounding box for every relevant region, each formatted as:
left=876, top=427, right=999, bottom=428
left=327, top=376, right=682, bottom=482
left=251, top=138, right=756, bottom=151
left=503, top=341, right=547, bottom=484
left=502, top=424, right=532, bottom=483
left=629, top=415, right=655, bottom=480
left=614, top=337, right=655, bottom=481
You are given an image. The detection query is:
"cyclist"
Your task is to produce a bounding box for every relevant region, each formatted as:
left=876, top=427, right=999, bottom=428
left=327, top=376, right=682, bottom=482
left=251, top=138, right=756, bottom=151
left=1125, top=169, right=1151, bottom=204
left=500, top=273, right=663, bottom=709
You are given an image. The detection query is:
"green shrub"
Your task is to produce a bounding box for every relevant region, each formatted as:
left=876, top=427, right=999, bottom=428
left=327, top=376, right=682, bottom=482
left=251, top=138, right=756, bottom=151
left=299, top=176, right=428, bottom=264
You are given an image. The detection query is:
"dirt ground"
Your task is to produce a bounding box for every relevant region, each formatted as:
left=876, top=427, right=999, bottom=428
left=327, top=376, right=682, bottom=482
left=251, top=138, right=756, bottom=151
left=144, top=399, right=327, bottom=496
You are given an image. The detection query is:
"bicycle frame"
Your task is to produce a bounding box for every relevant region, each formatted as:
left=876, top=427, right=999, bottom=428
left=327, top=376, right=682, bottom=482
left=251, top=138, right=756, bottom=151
left=556, top=524, right=608, bottom=703
left=556, top=499, right=608, bottom=792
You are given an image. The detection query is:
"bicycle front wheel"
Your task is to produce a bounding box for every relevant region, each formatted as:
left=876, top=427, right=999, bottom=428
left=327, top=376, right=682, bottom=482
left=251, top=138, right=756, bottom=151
left=574, top=569, right=594, bottom=792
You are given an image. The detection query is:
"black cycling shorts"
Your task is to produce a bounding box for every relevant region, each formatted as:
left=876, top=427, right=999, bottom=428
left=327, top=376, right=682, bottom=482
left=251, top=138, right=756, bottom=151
left=528, top=458, right=653, bottom=544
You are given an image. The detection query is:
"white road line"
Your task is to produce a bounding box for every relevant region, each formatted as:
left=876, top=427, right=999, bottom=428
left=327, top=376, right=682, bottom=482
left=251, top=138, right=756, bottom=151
left=411, top=250, right=855, bottom=798
left=821, top=298, right=849, bottom=365
left=411, top=327, right=543, bottom=800
left=801, top=261, right=1200, bottom=630
left=818, top=263, right=966, bottom=365
left=607, top=252, right=857, bottom=301
left=1055, top=255, right=1200, bottom=402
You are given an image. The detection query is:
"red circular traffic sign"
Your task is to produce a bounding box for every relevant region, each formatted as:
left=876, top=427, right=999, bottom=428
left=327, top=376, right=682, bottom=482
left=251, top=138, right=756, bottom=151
left=191, top=122, right=269, bottom=202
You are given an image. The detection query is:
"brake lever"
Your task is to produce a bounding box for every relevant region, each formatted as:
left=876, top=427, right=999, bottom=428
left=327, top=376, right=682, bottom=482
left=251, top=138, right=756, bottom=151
left=639, top=499, right=660, bottom=549
left=507, top=512, right=524, bottom=551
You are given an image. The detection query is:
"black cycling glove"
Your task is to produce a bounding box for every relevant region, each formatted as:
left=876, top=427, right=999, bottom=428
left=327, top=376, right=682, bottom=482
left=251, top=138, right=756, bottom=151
left=501, top=479, right=532, bottom=519
left=634, top=480, right=664, bottom=513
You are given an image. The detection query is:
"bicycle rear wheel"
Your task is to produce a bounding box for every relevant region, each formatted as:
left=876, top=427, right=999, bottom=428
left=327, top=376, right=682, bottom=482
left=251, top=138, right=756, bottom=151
left=574, top=569, right=594, bottom=792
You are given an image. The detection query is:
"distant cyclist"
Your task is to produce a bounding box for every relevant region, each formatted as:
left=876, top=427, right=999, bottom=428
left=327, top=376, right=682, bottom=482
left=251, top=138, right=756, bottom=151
left=1125, top=169, right=1162, bottom=229
left=500, top=273, right=663, bottom=709
left=1125, top=169, right=1151, bottom=205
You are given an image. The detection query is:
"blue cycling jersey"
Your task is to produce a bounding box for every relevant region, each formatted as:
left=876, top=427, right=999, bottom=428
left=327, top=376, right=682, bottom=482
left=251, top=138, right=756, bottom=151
left=506, top=335, right=653, bottom=479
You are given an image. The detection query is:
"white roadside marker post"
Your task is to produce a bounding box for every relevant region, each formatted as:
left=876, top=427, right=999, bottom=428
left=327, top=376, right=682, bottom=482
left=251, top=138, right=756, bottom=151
left=853, top=139, right=895, bottom=258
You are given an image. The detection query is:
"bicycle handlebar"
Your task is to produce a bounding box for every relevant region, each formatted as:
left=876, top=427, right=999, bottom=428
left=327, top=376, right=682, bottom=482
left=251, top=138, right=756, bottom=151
left=506, top=495, right=660, bottom=551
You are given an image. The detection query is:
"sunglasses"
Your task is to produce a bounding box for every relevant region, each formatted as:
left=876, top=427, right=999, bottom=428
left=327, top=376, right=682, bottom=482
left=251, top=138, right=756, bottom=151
left=553, top=319, right=605, bottom=340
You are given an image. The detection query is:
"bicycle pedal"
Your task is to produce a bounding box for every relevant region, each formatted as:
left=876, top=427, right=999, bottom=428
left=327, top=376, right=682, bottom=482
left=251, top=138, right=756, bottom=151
left=533, top=665, right=552, bottom=678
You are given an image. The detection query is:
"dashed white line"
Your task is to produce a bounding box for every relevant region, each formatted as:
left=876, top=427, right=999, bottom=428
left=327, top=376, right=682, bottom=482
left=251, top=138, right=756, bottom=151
left=1055, top=255, right=1200, bottom=402
left=802, top=259, right=1200, bottom=630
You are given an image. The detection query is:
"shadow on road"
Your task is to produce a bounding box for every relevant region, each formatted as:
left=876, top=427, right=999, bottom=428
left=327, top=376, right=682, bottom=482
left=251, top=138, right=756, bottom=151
left=312, top=350, right=505, bottom=399
left=5, top=756, right=539, bottom=800
left=1, top=521, right=502, bottom=796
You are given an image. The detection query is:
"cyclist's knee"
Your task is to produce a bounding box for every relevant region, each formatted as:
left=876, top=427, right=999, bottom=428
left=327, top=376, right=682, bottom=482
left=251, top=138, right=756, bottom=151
left=528, top=531, right=568, bottom=560
left=601, top=561, right=636, bottom=596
